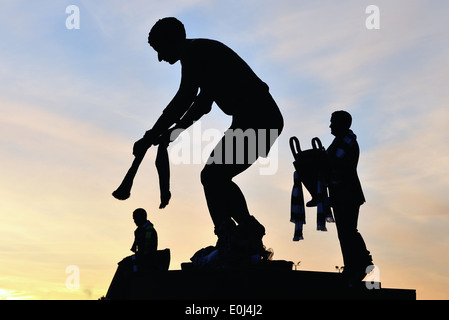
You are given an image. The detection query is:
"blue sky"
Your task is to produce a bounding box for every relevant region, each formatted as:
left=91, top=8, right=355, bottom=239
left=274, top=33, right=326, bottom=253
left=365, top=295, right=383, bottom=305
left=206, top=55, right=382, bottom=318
left=1, top=0, right=449, bottom=299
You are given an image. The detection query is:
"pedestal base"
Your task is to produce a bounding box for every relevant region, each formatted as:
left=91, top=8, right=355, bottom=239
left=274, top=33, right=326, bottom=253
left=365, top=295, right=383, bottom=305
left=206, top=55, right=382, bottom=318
left=106, top=261, right=415, bottom=300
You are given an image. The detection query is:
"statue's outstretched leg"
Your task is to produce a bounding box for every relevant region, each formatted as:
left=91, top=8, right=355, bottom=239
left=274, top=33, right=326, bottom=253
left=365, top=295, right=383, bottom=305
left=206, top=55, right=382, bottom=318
left=200, top=132, right=267, bottom=265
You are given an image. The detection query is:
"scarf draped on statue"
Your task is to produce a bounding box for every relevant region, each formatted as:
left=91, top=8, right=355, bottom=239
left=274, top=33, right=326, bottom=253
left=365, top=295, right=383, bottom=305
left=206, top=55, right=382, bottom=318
left=289, top=136, right=334, bottom=241
left=156, top=142, right=171, bottom=209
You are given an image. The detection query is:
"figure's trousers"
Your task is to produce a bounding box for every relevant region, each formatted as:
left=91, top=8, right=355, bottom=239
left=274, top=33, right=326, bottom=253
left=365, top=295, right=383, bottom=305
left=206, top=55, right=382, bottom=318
left=200, top=126, right=279, bottom=228
left=332, top=203, right=372, bottom=270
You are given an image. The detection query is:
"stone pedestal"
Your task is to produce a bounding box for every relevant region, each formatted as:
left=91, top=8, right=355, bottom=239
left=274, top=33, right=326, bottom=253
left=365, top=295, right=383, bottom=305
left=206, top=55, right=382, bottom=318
left=107, top=261, right=415, bottom=300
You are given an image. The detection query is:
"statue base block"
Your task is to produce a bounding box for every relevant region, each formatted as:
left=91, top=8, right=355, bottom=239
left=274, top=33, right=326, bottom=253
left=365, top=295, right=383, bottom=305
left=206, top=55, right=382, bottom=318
left=110, top=261, right=415, bottom=300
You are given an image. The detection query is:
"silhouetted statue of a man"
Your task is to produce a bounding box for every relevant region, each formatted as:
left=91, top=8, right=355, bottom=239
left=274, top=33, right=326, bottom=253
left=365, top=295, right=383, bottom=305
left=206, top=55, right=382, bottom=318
left=130, top=208, right=158, bottom=265
left=134, top=17, right=283, bottom=263
left=106, top=208, right=158, bottom=299
left=326, top=111, right=373, bottom=285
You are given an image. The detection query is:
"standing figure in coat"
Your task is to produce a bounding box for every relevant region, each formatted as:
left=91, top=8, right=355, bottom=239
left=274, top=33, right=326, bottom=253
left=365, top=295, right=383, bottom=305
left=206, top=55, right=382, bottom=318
left=326, top=110, right=373, bottom=285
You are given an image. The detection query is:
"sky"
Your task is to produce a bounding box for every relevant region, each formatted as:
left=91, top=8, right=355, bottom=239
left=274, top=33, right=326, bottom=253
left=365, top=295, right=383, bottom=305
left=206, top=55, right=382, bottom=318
left=1, top=0, right=448, bottom=300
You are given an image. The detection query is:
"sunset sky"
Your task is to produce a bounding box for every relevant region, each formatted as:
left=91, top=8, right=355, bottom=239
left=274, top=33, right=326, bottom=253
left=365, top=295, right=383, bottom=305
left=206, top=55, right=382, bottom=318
left=1, top=0, right=448, bottom=299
